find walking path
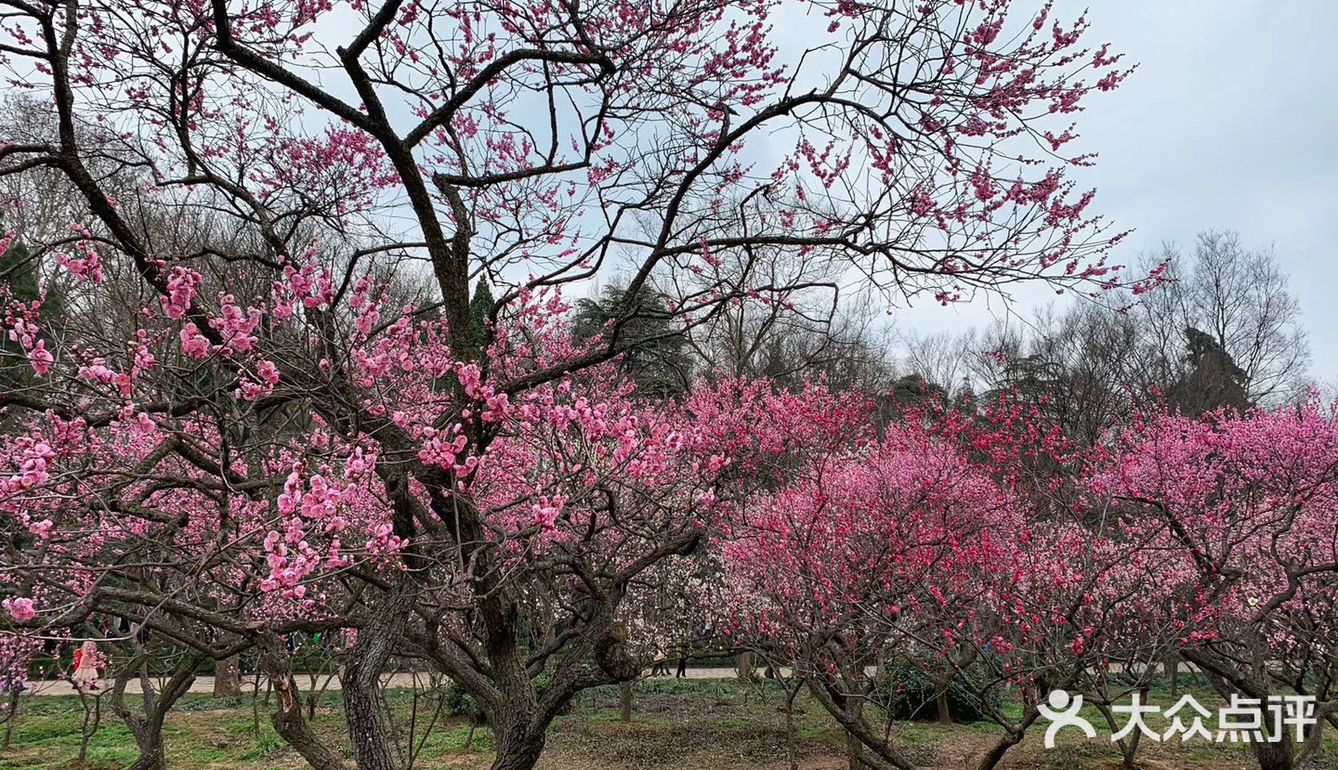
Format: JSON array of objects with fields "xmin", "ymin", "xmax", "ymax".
[
  {"xmin": 16, "ymin": 667, "xmax": 752, "ymax": 697},
  {"xmin": 17, "ymin": 661, "xmax": 1197, "ymax": 697}
]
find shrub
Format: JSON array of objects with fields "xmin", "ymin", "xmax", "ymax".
[
  {"xmin": 444, "ymin": 683, "xmax": 486, "ymax": 725},
  {"xmin": 874, "ymin": 661, "xmax": 1000, "ymax": 724}
]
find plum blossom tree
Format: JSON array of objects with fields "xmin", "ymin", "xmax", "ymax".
[
  {"xmin": 0, "ymin": 0, "xmax": 1133, "ymax": 768},
  {"xmin": 1092, "ymin": 401, "xmax": 1338, "ymax": 770},
  {"xmin": 723, "ymin": 418, "xmax": 1023, "ymax": 770},
  {"xmin": 0, "ymin": 279, "xmax": 798, "ymax": 768},
  {"xmin": 722, "ymin": 393, "xmax": 1185, "ymax": 770}
]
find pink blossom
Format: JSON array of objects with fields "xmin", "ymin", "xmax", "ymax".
[{"xmin": 3, "ymin": 597, "xmax": 35, "ymax": 622}]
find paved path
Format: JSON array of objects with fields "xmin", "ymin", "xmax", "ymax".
[
  {"xmin": 18, "ymin": 662, "xmax": 1198, "ymax": 697},
  {"xmin": 16, "ymin": 667, "xmax": 752, "ymax": 697}
]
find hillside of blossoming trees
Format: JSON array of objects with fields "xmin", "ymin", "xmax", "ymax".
[{"xmin": 0, "ymin": 1, "xmax": 1331, "ymax": 770}]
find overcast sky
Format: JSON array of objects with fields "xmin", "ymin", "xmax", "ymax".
[
  {"xmin": 307, "ymin": 2, "xmax": 1338, "ymax": 383},
  {"xmin": 895, "ymin": 0, "xmax": 1338, "ymax": 384}
]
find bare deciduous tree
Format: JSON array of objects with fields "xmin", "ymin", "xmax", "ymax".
[{"xmin": 1136, "ymin": 229, "xmax": 1309, "ymax": 404}]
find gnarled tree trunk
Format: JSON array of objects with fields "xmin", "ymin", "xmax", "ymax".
[
  {"xmin": 1251, "ymin": 739, "xmax": 1295, "ymax": 770},
  {"xmin": 256, "ymin": 634, "xmax": 349, "ymax": 770},
  {"xmin": 112, "ymin": 653, "xmax": 202, "ymax": 770},
  {"xmin": 343, "ymin": 603, "xmax": 410, "ymax": 770},
  {"xmin": 490, "ymin": 722, "xmax": 547, "ymax": 770}
]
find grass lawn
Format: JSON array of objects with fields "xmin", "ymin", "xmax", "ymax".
[{"xmin": 1, "ymin": 676, "xmax": 1334, "ymax": 769}]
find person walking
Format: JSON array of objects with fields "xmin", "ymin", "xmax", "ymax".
[
  {"xmin": 650, "ymin": 644, "xmax": 669, "ymax": 677},
  {"xmin": 1, "ymin": 673, "xmax": 26, "ymax": 693},
  {"xmin": 71, "ymin": 640, "xmax": 99, "ymax": 690}
]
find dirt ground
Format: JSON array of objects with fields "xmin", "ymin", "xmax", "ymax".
[{"xmin": 0, "ymin": 679, "xmax": 1323, "ymax": 770}]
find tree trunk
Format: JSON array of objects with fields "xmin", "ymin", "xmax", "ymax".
[
  {"xmin": 77, "ymin": 692, "xmax": 102, "ymax": 763},
  {"xmin": 935, "ymin": 690, "xmax": 952, "ymax": 725},
  {"xmin": 736, "ymin": 652, "xmax": 755, "ymax": 683},
  {"xmin": 785, "ymin": 683, "xmax": 800, "ymax": 770},
  {"xmin": 1184, "ymin": 650, "xmax": 1295, "ymax": 770},
  {"xmin": 803, "ymin": 677, "xmax": 919, "ymax": 770},
  {"xmin": 972, "ymin": 703, "xmax": 1045, "ymax": 770},
  {"xmin": 972, "ymin": 731, "xmax": 1023, "ymax": 770},
  {"xmin": 1095, "ymin": 693, "xmax": 1145, "ymax": 770},
  {"xmin": 845, "ymin": 684, "xmax": 866, "ymax": 770},
  {"xmin": 256, "ymin": 634, "xmax": 349, "ymax": 770},
  {"xmin": 489, "ymin": 724, "xmax": 546, "ymax": 770},
  {"xmin": 121, "ymin": 696, "xmax": 172, "ymax": 770},
  {"xmin": 618, "ymin": 681, "xmax": 633, "ymax": 723},
  {"xmin": 342, "ymin": 635, "xmax": 400, "ymax": 770},
  {"xmin": 125, "ymin": 731, "xmax": 167, "ymax": 770},
  {"xmin": 113, "ymin": 654, "xmax": 202, "ymax": 770},
  {"xmin": 342, "ymin": 585, "xmax": 423, "ymax": 770},
  {"xmin": 1122, "ymin": 729, "xmax": 1143, "ymax": 770},
  {"xmin": 307, "ymin": 670, "xmax": 338, "ymax": 720},
  {"xmin": 250, "ymin": 680, "xmax": 261, "ymax": 739},
  {"xmin": 2, "ymin": 686, "xmax": 19, "ymax": 748},
  {"xmin": 213, "ymin": 657, "xmax": 241, "ymax": 698},
  {"xmin": 1251, "ymin": 737, "xmax": 1294, "ymax": 770}
]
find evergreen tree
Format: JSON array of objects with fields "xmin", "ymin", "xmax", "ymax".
[
  {"xmin": 467, "ymin": 279, "xmax": 495, "ymax": 354},
  {"xmin": 1169, "ymin": 326, "xmax": 1251, "ymax": 416},
  {"xmin": 886, "ymin": 373, "xmax": 949, "ymax": 411},
  {"xmin": 0, "ymin": 241, "xmax": 38, "ymax": 302},
  {"xmin": 572, "ymin": 285, "xmax": 692, "ymax": 398},
  {"xmin": 0, "ymin": 242, "xmax": 40, "ymax": 392}
]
